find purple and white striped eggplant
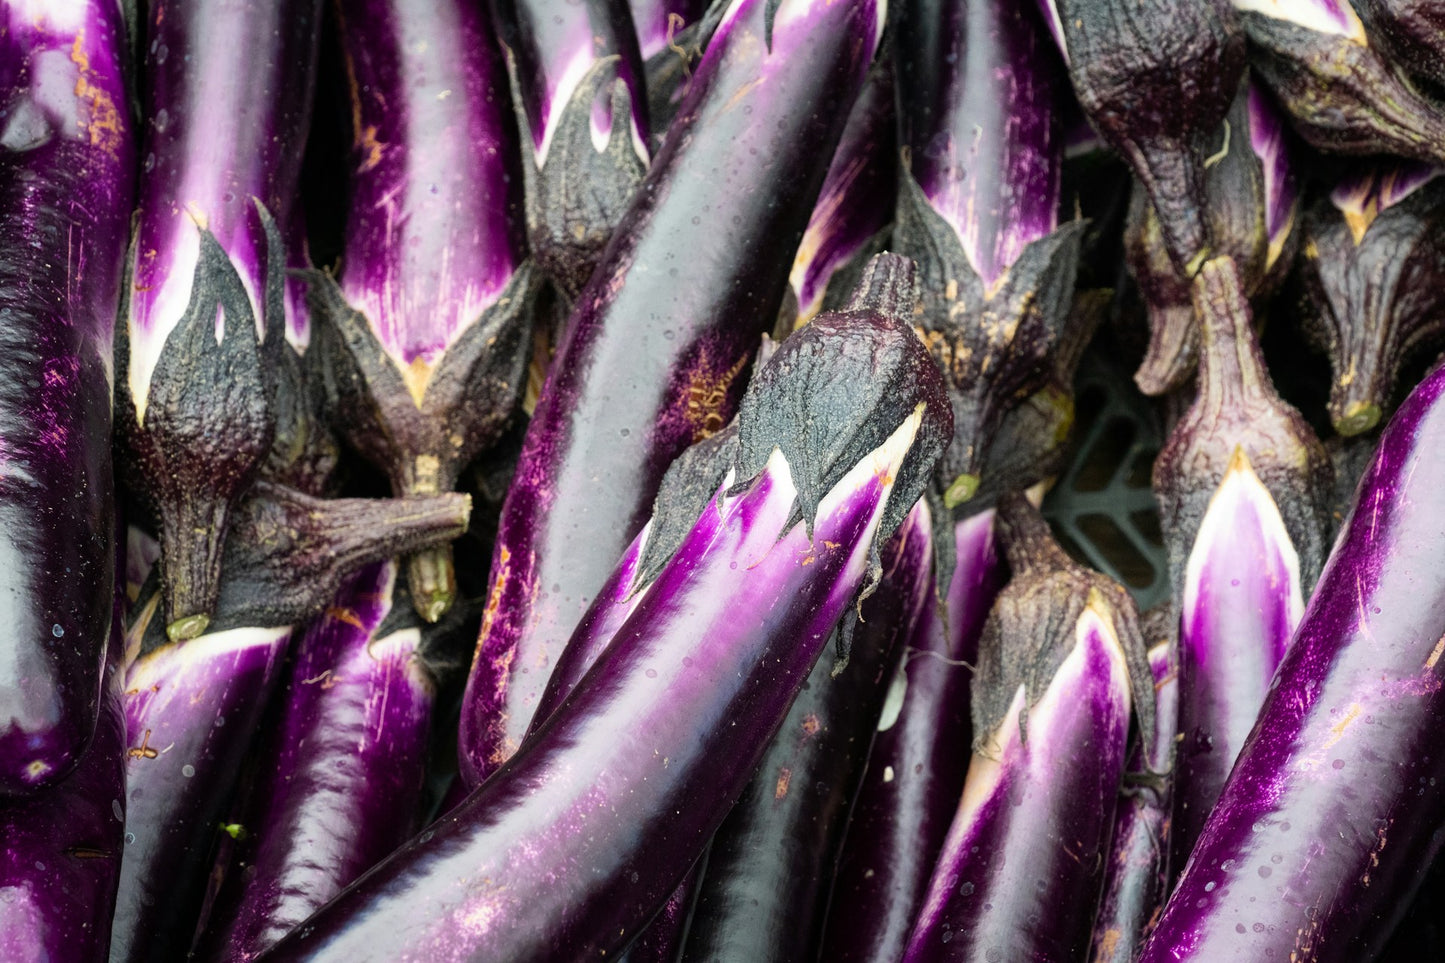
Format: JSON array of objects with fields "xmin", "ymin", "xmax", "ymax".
[
  {"xmin": 1089, "ymin": 623, "xmax": 1179, "ymax": 963},
  {"xmin": 893, "ymin": 0, "xmax": 1084, "ymax": 509},
  {"xmin": 679, "ymin": 501, "xmax": 933, "ymax": 962},
  {"xmin": 309, "ymin": 0, "xmax": 535, "ymax": 626},
  {"xmin": 1127, "ymin": 78, "xmax": 1301, "ymax": 396},
  {"xmin": 1039, "ymin": 0, "xmax": 1245, "ymax": 275},
  {"xmin": 902, "ymin": 494, "xmax": 1155, "ymax": 963},
  {"xmin": 460, "ymin": 0, "xmax": 886, "ymax": 788},
  {"xmin": 116, "ymin": 0, "xmax": 321, "ymax": 643},
  {"xmin": 0, "ymin": 0, "xmax": 132, "ymax": 795},
  {"xmin": 1236, "ymin": 0, "xmax": 1445, "ymax": 162},
  {"xmin": 1137, "ymin": 356, "xmax": 1445, "ymax": 962},
  {"xmin": 1152, "ymin": 256, "xmax": 1330, "ymax": 870},
  {"xmin": 819, "ymin": 510, "xmax": 1003, "ymax": 963},
  {"xmin": 1299, "ymin": 161, "xmax": 1445, "ymax": 436},
  {"xmin": 494, "ymin": 0, "xmax": 649, "ymax": 298},
  {"xmin": 1358, "ymin": 0, "xmax": 1445, "ymax": 88},
  {"xmin": 258, "ymin": 255, "xmax": 951, "ymax": 963},
  {"xmin": 194, "ymin": 560, "xmax": 438, "ymax": 962}
]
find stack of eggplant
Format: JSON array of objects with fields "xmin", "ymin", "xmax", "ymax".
[{"xmin": 5, "ymin": 0, "xmax": 1445, "ymax": 959}]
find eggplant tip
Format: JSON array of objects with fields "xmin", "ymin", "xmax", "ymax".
[
  {"xmin": 1335, "ymin": 400, "xmax": 1381, "ymax": 436},
  {"xmin": 942, "ymin": 472, "xmax": 980, "ymax": 509},
  {"xmin": 408, "ymin": 546, "xmax": 456, "ymax": 623},
  {"xmin": 166, "ymin": 613, "xmax": 210, "ymax": 642}
]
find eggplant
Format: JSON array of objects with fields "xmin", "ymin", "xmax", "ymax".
[
  {"xmin": 257, "ymin": 255, "xmax": 949, "ymax": 963},
  {"xmin": 0, "ymin": 606, "xmax": 126, "ymax": 962},
  {"xmin": 310, "ymin": 0, "xmax": 534, "ymax": 626},
  {"xmin": 1236, "ymin": 0, "xmax": 1445, "ymax": 162},
  {"xmin": 1127, "ymin": 78, "xmax": 1301, "ymax": 395},
  {"xmin": 1152, "ymin": 256, "xmax": 1331, "ymax": 873},
  {"xmin": 1136, "ymin": 349, "xmax": 1445, "ymax": 961},
  {"xmin": 893, "ymin": 0, "xmax": 1084, "ymax": 509},
  {"xmin": 902, "ymin": 494, "xmax": 1155, "ymax": 963},
  {"xmin": 117, "ymin": 0, "xmax": 321, "ymax": 642},
  {"xmin": 818, "ymin": 509, "xmax": 1002, "ymax": 963},
  {"xmin": 494, "ymin": 0, "xmax": 650, "ymax": 298},
  {"xmin": 1299, "ymin": 161, "xmax": 1445, "ymax": 436},
  {"xmin": 459, "ymin": 0, "xmax": 886, "ymax": 787},
  {"xmin": 1089, "ymin": 625, "xmax": 1179, "ymax": 963},
  {"xmin": 194, "ymin": 560, "xmax": 438, "ymax": 962},
  {"xmin": 0, "ymin": 0, "xmax": 133, "ymax": 794},
  {"xmin": 680, "ymin": 500, "xmax": 933, "ymax": 962},
  {"xmin": 1040, "ymin": 0, "xmax": 1245, "ymax": 275},
  {"xmin": 1357, "ymin": 0, "xmax": 1445, "ymax": 89}
]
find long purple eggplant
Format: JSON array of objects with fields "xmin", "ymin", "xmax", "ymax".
[
  {"xmin": 459, "ymin": 0, "xmax": 886, "ymax": 788},
  {"xmin": 1235, "ymin": 0, "xmax": 1445, "ymax": 162},
  {"xmin": 117, "ymin": 0, "xmax": 321, "ymax": 643},
  {"xmin": 893, "ymin": 0, "xmax": 1083, "ymax": 509},
  {"xmin": 1136, "ymin": 353, "xmax": 1445, "ymax": 961},
  {"xmin": 194, "ymin": 560, "xmax": 436, "ymax": 962},
  {"xmin": 257, "ymin": 255, "xmax": 949, "ymax": 963},
  {"xmin": 1089, "ymin": 626, "xmax": 1179, "ymax": 963},
  {"xmin": 0, "ymin": 606, "xmax": 126, "ymax": 962},
  {"xmin": 819, "ymin": 509, "xmax": 1002, "ymax": 963},
  {"xmin": 1358, "ymin": 0, "xmax": 1445, "ymax": 88},
  {"xmin": 679, "ymin": 501, "xmax": 933, "ymax": 962},
  {"xmin": 0, "ymin": 0, "xmax": 133, "ymax": 794},
  {"xmin": 1153, "ymin": 256, "xmax": 1331, "ymax": 872},
  {"xmin": 494, "ymin": 0, "xmax": 649, "ymax": 298},
  {"xmin": 1039, "ymin": 0, "xmax": 1245, "ymax": 275},
  {"xmin": 903, "ymin": 494, "xmax": 1155, "ymax": 963},
  {"xmin": 1299, "ymin": 162, "xmax": 1445, "ymax": 436},
  {"xmin": 310, "ymin": 0, "xmax": 534, "ymax": 625}
]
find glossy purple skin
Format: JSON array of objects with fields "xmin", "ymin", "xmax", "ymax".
[
  {"xmin": 125, "ymin": 0, "xmax": 319, "ymax": 408},
  {"xmin": 619, "ymin": 867, "xmax": 701, "ymax": 963},
  {"xmin": 260, "ymin": 443, "xmax": 905, "ymax": 961},
  {"xmin": 1089, "ymin": 641, "xmax": 1179, "ymax": 963},
  {"xmin": 819, "ymin": 511, "xmax": 1003, "ymax": 963},
  {"xmin": 895, "ymin": 0, "xmax": 1063, "ymax": 288},
  {"xmin": 0, "ymin": 0, "xmax": 131, "ymax": 795},
  {"xmin": 110, "ymin": 622, "xmax": 292, "ymax": 963},
  {"xmin": 338, "ymin": 0, "xmax": 522, "ymax": 371},
  {"xmin": 460, "ymin": 0, "xmax": 884, "ymax": 787},
  {"xmin": 632, "ymin": 0, "xmax": 707, "ymax": 58},
  {"xmin": 196, "ymin": 561, "xmax": 433, "ymax": 962},
  {"xmin": 679, "ymin": 504, "xmax": 932, "ymax": 962},
  {"xmin": 903, "ymin": 606, "xmax": 1133, "ymax": 963},
  {"xmin": 0, "ymin": 615, "xmax": 126, "ymax": 962},
  {"xmin": 1248, "ymin": 82, "xmax": 1299, "ymax": 262},
  {"xmin": 1139, "ymin": 359, "xmax": 1445, "ymax": 961}
]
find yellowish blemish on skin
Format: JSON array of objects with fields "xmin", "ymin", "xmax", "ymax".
[
  {"xmin": 801, "ymin": 714, "xmax": 821, "ymax": 737},
  {"xmin": 683, "ymin": 351, "xmax": 748, "ymax": 443},
  {"xmin": 25, "ymin": 759, "xmax": 51, "ymax": 780},
  {"xmin": 1425, "ymin": 634, "xmax": 1445, "ymax": 671},
  {"xmin": 774, "ymin": 767, "xmax": 792, "ymax": 799},
  {"xmin": 70, "ymin": 33, "xmax": 123, "ymax": 155},
  {"xmin": 1321, "ymin": 702, "xmax": 1362, "ymax": 752},
  {"xmin": 128, "ymin": 729, "xmax": 159, "ymax": 760},
  {"xmin": 326, "ymin": 607, "xmax": 366, "ymax": 630},
  {"xmin": 476, "ymin": 547, "xmax": 512, "ymax": 661}
]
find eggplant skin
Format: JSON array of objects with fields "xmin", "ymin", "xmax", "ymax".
[{"xmin": 0, "ymin": 1, "xmax": 133, "ymax": 795}]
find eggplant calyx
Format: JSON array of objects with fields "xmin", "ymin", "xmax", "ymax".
[{"xmin": 631, "ymin": 424, "xmax": 741, "ymax": 596}]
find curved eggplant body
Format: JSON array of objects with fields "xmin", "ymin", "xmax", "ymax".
[
  {"xmin": 460, "ymin": 0, "xmax": 885, "ymax": 787},
  {"xmin": 196, "ymin": 561, "xmax": 434, "ymax": 962},
  {"xmin": 0, "ymin": 0, "xmax": 132, "ymax": 794},
  {"xmin": 1139, "ymin": 357, "xmax": 1445, "ymax": 961},
  {"xmin": 819, "ymin": 510, "xmax": 1002, "ymax": 963}
]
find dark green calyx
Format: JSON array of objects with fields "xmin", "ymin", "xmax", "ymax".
[
  {"xmin": 633, "ymin": 424, "xmax": 740, "ymax": 596},
  {"xmin": 973, "ymin": 493, "xmax": 1160, "ymax": 772},
  {"xmin": 263, "ymin": 338, "xmax": 340, "ymax": 496}
]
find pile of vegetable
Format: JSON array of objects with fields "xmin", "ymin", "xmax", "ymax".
[{"xmin": 8, "ymin": 0, "xmax": 1445, "ymax": 959}]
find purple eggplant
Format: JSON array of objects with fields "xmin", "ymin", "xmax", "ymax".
[
  {"xmin": 1153, "ymin": 256, "xmax": 1331, "ymax": 871},
  {"xmin": 309, "ymin": 0, "xmax": 534, "ymax": 625},
  {"xmin": 1040, "ymin": 0, "xmax": 1245, "ymax": 275},
  {"xmin": 679, "ymin": 500, "xmax": 933, "ymax": 962},
  {"xmin": 894, "ymin": 0, "xmax": 1084, "ymax": 509},
  {"xmin": 1299, "ymin": 161, "xmax": 1445, "ymax": 436},
  {"xmin": 1236, "ymin": 0, "xmax": 1445, "ymax": 162},
  {"xmin": 494, "ymin": 0, "xmax": 649, "ymax": 298},
  {"xmin": 818, "ymin": 509, "xmax": 1002, "ymax": 963},
  {"xmin": 903, "ymin": 494, "xmax": 1155, "ymax": 963},
  {"xmin": 1136, "ymin": 350, "xmax": 1445, "ymax": 962},
  {"xmin": 0, "ymin": 0, "xmax": 133, "ymax": 794},
  {"xmin": 194, "ymin": 560, "xmax": 436, "ymax": 962},
  {"xmin": 1089, "ymin": 626, "xmax": 1179, "ymax": 963},
  {"xmin": 257, "ymin": 255, "xmax": 949, "ymax": 963},
  {"xmin": 1127, "ymin": 78, "xmax": 1301, "ymax": 395},
  {"xmin": 1358, "ymin": 0, "xmax": 1445, "ymax": 88},
  {"xmin": 459, "ymin": 0, "xmax": 886, "ymax": 787},
  {"xmin": 116, "ymin": 0, "xmax": 321, "ymax": 642},
  {"xmin": 0, "ymin": 607, "xmax": 126, "ymax": 962}
]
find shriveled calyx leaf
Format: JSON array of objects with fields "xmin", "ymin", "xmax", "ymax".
[
  {"xmin": 631, "ymin": 424, "xmax": 740, "ymax": 594},
  {"xmin": 1153, "ymin": 255, "xmax": 1332, "ymax": 604},
  {"xmin": 973, "ymin": 492, "xmax": 1159, "ymax": 771},
  {"xmin": 1299, "ymin": 165, "xmax": 1445, "ymax": 437}
]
